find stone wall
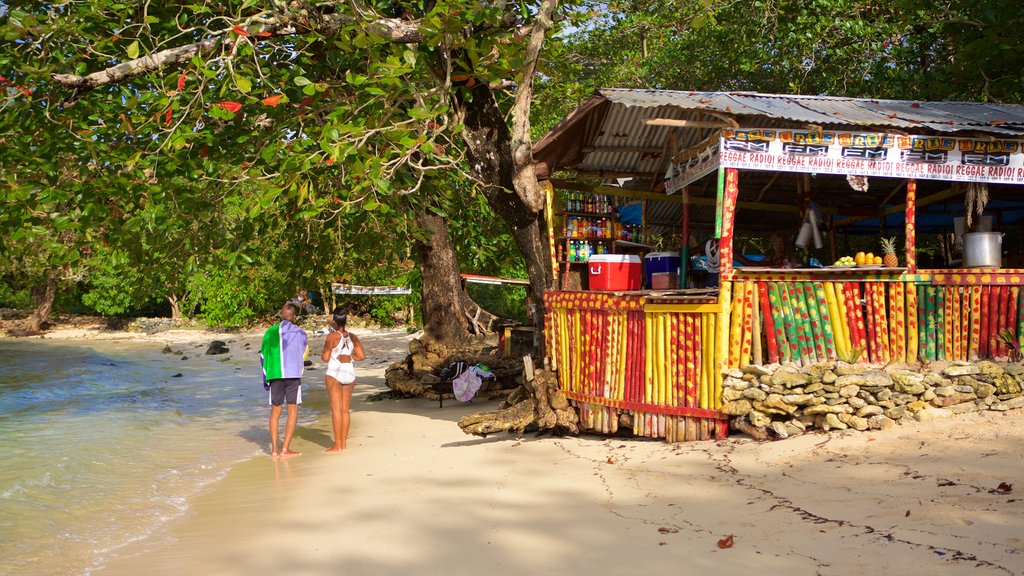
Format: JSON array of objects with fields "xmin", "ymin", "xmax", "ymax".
[{"xmin": 722, "ymin": 360, "xmax": 1024, "ymax": 440}]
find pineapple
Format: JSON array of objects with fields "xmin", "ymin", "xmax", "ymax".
[{"xmin": 880, "ymin": 236, "xmax": 899, "ymax": 267}]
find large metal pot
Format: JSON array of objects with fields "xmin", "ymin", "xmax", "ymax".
[{"xmin": 962, "ymin": 232, "xmax": 1003, "ymax": 268}]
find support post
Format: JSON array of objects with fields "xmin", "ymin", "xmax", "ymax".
[
  {"xmin": 719, "ymin": 168, "xmax": 739, "ymax": 280},
  {"xmin": 905, "ymin": 179, "xmax": 917, "ymax": 273},
  {"xmin": 542, "ymin": 180, "xmax": 559, "ymax": 283},
  {"xmin": 681, "ymin": 188, "xmax": 690, "ymax": 289}
]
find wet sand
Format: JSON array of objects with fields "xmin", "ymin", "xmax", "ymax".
[{"xmin": 37, "ymin": 325, "xmax": 1023, "ymax": 576}]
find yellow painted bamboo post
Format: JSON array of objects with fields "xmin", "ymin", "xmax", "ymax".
[
  {"xmin": 837, "ymin": 281, "xmax": 854, "ymax": 359},
  {"xmin": 751, "ymin": 284, "xmax": 763, "ymax": 365},
  {"xmin": 741, "ymin": 281, "xmax": 755, "ymax": 366},
  {"xmin": 644, "ymin": 311, "xmax": 654, "ymax": 406},
  {"xmin": 968, "ymin": 285, "xmax": 981, "ymax": 360},
  {"xmin": 543, "ymin": 181, "xmax": 559, "ymax": 286},
  {"xmin": 881, "ymin": 283, "xmax": 893, "ymax": 363},
  {"xmin": 824, "ymin": 282, "xmax": 849, "ymax": 360},
  {"xmin": 951, "ymin": 287, "xmax": 962, "ymax": 361},
  {"xmin": 944, "ymin": 287, "xmax": 955, "ymax": 360},
  {"xmin": 657, "ymin": 313, "xmax": 667, "ymax": 407},
  {"xmin": 891, "ymin": 281, "xmax": 905, "ymax": 362},
  {"xmin": 729, "ymin": 282, "xmax": 745, "ymax": 367},
  {"xmin": 700, "ymin": 313, "xmax": 713, "ymax": 410},
  {"xmin": 572, "ymin": 308, "xmax": 581, "ymax": 393},
  {"xmin": 905, "ymin": 281, "xmax": 918, "ymax": 363},
  {"xmin": 716, "ymin": 281, "xmax": 733, "ymax": 409},
  {"xmin": 961, "ymin": 287, "xmax": 971, "ymax": 362}
]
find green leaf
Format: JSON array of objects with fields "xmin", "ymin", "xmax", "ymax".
[
  {"xmin": 235, "ymin": 74, "xmax": 252, "ymax": 94},
  {"xmin": 126, "ymin": 40, "xmax": 140, "ymax": 59},
  {"xmin": 293, "ymin": 76, "xmax": 311, "ymax": 86}
]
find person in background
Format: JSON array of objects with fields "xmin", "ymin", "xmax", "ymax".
[
  {"xmin": 292, "ymin": 288, "xmax": 317, "ymax": 315},
  {"xmin": 735, "ymin": 232, "xmax": 802, "ymax": 268},
  {"xmin": 260, "ymin": 302, "xmax": 309, "ymax": 458},
  {"xmin": 321, "ymin": 307, "xmax": 365, "ymax": 452}
]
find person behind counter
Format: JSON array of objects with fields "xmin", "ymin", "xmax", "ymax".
[{"xmin": 734, "ymin": 232, "xmax": 802, "ymax": 268}]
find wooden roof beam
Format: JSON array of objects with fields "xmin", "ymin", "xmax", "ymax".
[
  {"xmin": 644, "ymin": 118, "xmax": 733, "ymax": 129},
  {"xmin": 551, "ymin": 179, "xmax": 799, "ymax": 214}
]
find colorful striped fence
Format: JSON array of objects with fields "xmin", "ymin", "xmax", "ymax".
[
  {"xmin": 544, "ymin": 274, "xmax": 1024, "ymax": 442},
  {"xmin": 545, "ymin": 291, "xmax": 728, "ymax": 442}
]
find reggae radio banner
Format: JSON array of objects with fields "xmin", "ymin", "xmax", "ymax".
[{"xmin": 718, "ymin": 128, "xmax": 1024, "ymax": 185}]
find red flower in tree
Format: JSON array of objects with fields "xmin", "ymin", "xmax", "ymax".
[{"xmin": 215, "ymin": 101, "xmax": 243, "ymax": 113}]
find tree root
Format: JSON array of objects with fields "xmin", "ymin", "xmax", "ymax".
[{"xmin": 458, "ymin": 367, "xmax": 579, "ymax": 437}]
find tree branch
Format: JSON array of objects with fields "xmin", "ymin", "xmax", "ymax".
[
  {"xmin": 509, "ymin": 0, "xmax": 558, "ymax": 214},
  {"xmin": 51, "ymin": 9, "xmax": 428, "ymax": 91}
]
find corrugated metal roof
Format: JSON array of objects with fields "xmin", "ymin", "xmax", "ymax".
[
  {"xmin": 599, "ymin": 89, "xmax": 1024, "ymax": 135},
  {"xmin": 535, "ymin": 89, "xmax": 1024, "ymax": 241}
]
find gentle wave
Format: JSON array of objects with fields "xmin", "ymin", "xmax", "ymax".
[{"xmin": 0, "ymin": 338, "xmax": 300, "ymax": 576}]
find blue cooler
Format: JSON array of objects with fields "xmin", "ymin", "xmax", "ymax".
[{"xmin": 644, "ymin": 252, "xmax": 681, "ymax": 289}]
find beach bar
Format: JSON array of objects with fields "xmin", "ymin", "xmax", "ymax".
[{"xmin": 533, "ymin": 90, "xmax": 1024, "ymax": 441}]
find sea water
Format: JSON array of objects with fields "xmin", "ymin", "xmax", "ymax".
[{"xmin": 0, "ymin": 338, "xmax": 319, "ymax": 575}]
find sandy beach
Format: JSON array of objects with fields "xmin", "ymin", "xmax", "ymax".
[{"xmin": 18, "ymin": 323, "xmax": 1024, "ymax": 575}]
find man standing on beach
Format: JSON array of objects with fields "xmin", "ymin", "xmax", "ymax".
[{"xmin": 260, "ymin": 302, "xmax": 309, "ymax": 458}]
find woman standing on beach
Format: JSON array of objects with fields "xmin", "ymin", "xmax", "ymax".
[{"xmin": 321, "ymin": 307, "xmax": 365, "ymax": 452}]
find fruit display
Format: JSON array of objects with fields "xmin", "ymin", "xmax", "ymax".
[
  {"xmin": 880, "ymin": 236, "xmax": 899, "ymax": 267},
  {"xmin": 854, "ymin": 251, "xmax": 883, "ymax": 266},
  {"xmin": 832, "ymin": 256, "xmax": 857, "ymax": 267}
]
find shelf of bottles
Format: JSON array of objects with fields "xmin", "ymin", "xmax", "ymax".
[{"xmin": 560, "ymin": 192, "xmax": 647, "ymax": 263}]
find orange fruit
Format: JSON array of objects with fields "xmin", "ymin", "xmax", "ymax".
[
  {"xmin": 874, "ymin": 256, "xmax": 883, "ymax": 265},
  {"xmin": 855, "ymin": 252, "xmax": 866, "ymax": 265}
]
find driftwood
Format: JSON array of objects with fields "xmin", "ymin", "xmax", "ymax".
[{"xmin": 458, "ymin": 363, "xmax": 579, "ymax": 437}]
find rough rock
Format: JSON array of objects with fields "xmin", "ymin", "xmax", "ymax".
[
  {"xmin": 722, "ymin": 400, "xmax": 753, "ymax": 416},
  {"xmin": 742, "ymin": 387, "xmax": 768, "ymax": 401},
  {"xmin": 205, "ymin": 340, "xmax": 230, "ymax": 355},
  {"xmin": 769, "ymin": 421, "xmax": 789, "ymax": 439},
  {"xmin": 914, "ymin": 408, "xmax": 954, "ymax": 422},
  {"xmin": 771, "ymin": 371, "xmax": 813, "ymax": 388},
  {"xmin": 748, "ymin": 410, "xmax": 772, "ymax": 428},
  {"xmin": 942, "ymin": 364, "xmax": 980, "ymax": 377},
  {"xmin": 742, "ymin": 364, "xmax": 775, "ymax": 377},
  {"xmin": 835, "ymin": 363, "xmax": 870, "ymax": 376},
  {"xmin": 836, "ymin": 371, "xmax": 892, "ymax": 389},
  {"xmin": 824, "ymin": 413, "xmax": 848, "ymax": 430},
  {"xmin": 931, "ymin": 392, "xmax": 976, "ymax": 407},
  {"xmin": 856, "ymin": 405, "xmax": 884, "ymax": 418},
  {"xmin": 847, "ymin": 416, "xmax": 869, "ymax": 431},
  {"xmin": 839, "ymin": 384, "xmax": 860, "ymax": 398},
  {"xmin": 867, "ymin": 414, "xmax": 895, "ymax": 430},
  {"xmin": 722, "ymin": 388, "xmax": 746, "ymax": 402},
  {"xmin": 933, "ymin": 385, "xmax": 956, "ymax": 397}
]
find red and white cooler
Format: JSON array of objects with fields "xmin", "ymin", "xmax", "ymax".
[{"xmin": 588, "ymin": 254, "xmax": 642, "ymax": 291}]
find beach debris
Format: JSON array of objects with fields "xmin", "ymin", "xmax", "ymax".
[
  {"xmin": 658, "ymin": 527, "xmax": 679, "ymax": 534},
  {"xmin": 717, "ymin": 535, "xmax": 735, "ymax": 549},
  {"xmin": 162, "ymin": 345, "xmax": 173, "ymax": 354},
  {"xmin": 459, "ymin": 363, "xmax": 579, "ymax": 437},
  {"xmin": 172, "ymin": 373, "xmax": 183, "ymax": 378},
  {"xmin": 385, "ymin": 337, "xmax": 520, "ymax": 402},
  {"xmin": 205, "ymin": 340, "xmax": 230, "ymax": 355},
  {"xmin": 992, "ymin": 482, "xmax": 1013, "ymax": 495}
]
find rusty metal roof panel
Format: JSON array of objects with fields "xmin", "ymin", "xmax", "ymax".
[{"xmin": 596, "ymin": 89, "xmax": 1024, "ymax": 136}]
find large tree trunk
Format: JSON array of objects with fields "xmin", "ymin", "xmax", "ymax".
[
  {"xmin": 457, "ymin": 83, "xmax": 553, "ymax": 352},
  {"xmin": 17, "ymin": 271, "xmax": 58, "ymax": 335},
  {"xmin": 415, "ymin": 211, "xmax": 498, "ymax": 346}
]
